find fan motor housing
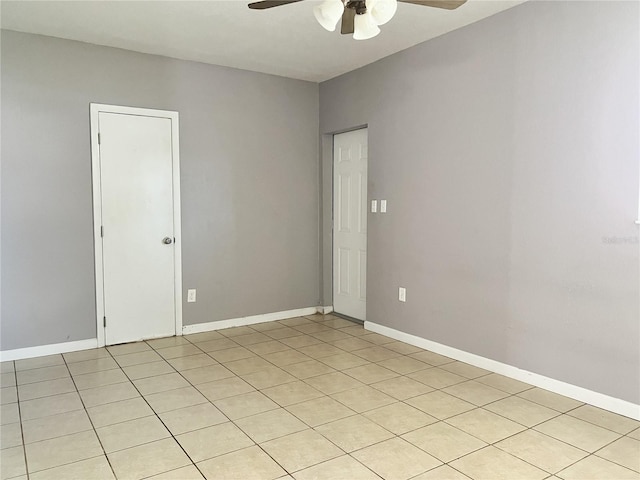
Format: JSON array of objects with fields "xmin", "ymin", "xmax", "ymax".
[{"xmin": 346, "ymin": 0, "xmax": 368, "ymax": 15}]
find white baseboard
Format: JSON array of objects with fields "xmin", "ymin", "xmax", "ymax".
[
  {"xmin": 0, "ymin": 338, "xmax": 99, "ymax": 362},
  {"xmin": 365, "ymin": 321, "xmax": 640, "ymax": 421},
  {"xmin": 182, "ymin": 307, "xmax": 319, "ymax": 335},
  {"xmin": 317, "ymin": 306, "xmax": 334, "ymax": 314}
]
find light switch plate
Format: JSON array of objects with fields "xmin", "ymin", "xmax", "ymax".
[
  {"xmin": 371, "ymin": 200, "xmax": 378, "ymax": 213},
  {"xmin": 399, "ymin": 287, "xmax": 406, "ymax": 302},
  {"xmin": 380, "ymin": 200, "xmax": 387, "ymax": 213}
]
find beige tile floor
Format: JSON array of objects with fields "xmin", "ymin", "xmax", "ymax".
[{"xmin": 1, "ymin": 314, "xmax": 638, "ymax": 480}]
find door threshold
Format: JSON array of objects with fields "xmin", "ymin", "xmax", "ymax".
[{"xmin": 331, "ymin": 311, "xmax": 364, "ymax": 325}]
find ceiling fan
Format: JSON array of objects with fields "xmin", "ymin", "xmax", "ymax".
[{"xmin": 248, "ymin": 0, "xmax": 467, "ymax": 40}]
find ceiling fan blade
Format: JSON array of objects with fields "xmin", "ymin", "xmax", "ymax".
[
  {"xmin": 248, "ymin": 0, "xmax": 305, "ymax": 10},
  {"xmin": 341, "ymin": 8, "xmax": 356, "ymax": 34},
  {"xmin": 397, "ymin": 0, "xmax": 467, "ymax": 10}
]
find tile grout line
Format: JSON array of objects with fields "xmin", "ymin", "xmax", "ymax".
[
  {"xmin": 112, "ymin": 342, "xmax": 212, "ymax": 480},
  {"xmin": 62, "ymin": 351, "xmax": 119, "ymax": 480},
  {"xmin": 588, "ymin": 433, "xmax": 640, "ymax": 474},
  {"xmin": 13, "ymin": 362, "xmax": 31, "ymax": 480}
]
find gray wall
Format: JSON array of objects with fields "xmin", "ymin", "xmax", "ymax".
[
  {"xmin": 320, "ymin": 1, "xmax": 639, "ymax": 403},
  {"xmin": 1, "ymin": 30, "xmax": 320, "ymax": 350}
]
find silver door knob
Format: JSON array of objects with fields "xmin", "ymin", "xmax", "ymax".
[{"xmin": 162, "ymin": 237, "xmax": 173, "ymax": 245}]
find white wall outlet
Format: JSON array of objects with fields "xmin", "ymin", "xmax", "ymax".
[
  {"xmin": 380, "ymin": 200, "xmax": 387, "ymax": 213},
  {"xmin": 187, "ymin": 289, "xmax": 197, "ymax": 303},
  {"xmin": 371, "ymin": 200, "xmax": 378, "ymax": 213},
  {"xmin": 398, "ymin": 287, "xmax": 406, "ymax": 302}
]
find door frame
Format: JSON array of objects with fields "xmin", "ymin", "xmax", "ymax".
[
  {"xmin": 90, "ymin": 103, "xmax": 183, "ymax": 347},
  {"xmin": 331, "ymin": 126, "xmax": 368, "ymax": 321}
]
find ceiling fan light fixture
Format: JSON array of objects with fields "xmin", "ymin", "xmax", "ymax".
[
  {"xmin": 313, "ymin": 0, "xmax": 345, "ymax": 32},
  {"xmin": 353, "ymin": 11, "xmax": 380, "ymax": 40},
  {"xmin": 250, "ymin": 0, "xmax": 468, "ymax": 41},
  {"xmin": 369, "ymin": 0, "xmax": 397, "ymax": 25}
]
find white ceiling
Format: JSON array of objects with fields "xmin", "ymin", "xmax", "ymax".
[{"xmin": 0, "ymin": 0, "xmax": 525, "ymax": 82}]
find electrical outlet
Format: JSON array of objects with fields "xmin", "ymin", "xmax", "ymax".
[
  {"xmin": 398, "ymin": 287, "xmax": 406, "ymax": 302},
  {"xmin": 380, "ymin": 200, "xmax": 387, "ymax": 213},
  {"xmin": 371, "ymin": 200, "xmax": 378, "ymax": 213},
  {"xmin": 187, "ymin": 289, "xmax": 197, "ymax": 303}
]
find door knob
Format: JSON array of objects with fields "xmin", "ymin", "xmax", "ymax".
[{"xmin": 162, "ymin": 237, "xmax": 173, "ymax": 245}]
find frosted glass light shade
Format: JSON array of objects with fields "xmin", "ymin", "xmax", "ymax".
[
  {"xmin": 314, "ymin": 0, "xmax": 345, "ymax": 32},
  {"xmin": 353, "ymin": 11, "xmax": 380, "ymax": 40},
  {"xmin": 369, "ymin": 0, "xmax": 397, "ymax": 25}
]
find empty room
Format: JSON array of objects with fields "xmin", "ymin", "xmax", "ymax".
[{"xmin": 1, "ymin": 0, "xmax": 639, "ymax": 479}]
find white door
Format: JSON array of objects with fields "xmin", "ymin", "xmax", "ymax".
[
  {"xmin": 94, "ymin": 108, "xmax": 180, "ymax": 345},
  {"xmin": 333, "ymin": 128, "xmax": 368, "ymax": 321}
]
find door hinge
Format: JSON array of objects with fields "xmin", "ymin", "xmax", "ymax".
[
  {"xmin": 98, "ymin": 132, "xmax": 101, "ymax": 145},
  {"xmin": 100, "ymin": 226, "xmax": 104, "ymax": 237},
  {"xmin": 103, "ymin": 316, "xmax": 106, "ymax": 328}
]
